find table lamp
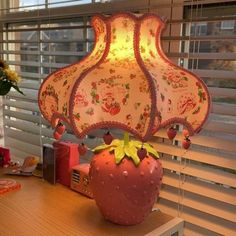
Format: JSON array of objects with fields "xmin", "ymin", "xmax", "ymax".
[{"xmin": 38, "ymin": 12, "xmax": 210, "ymax": 225}]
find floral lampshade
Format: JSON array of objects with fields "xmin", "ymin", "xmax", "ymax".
[{"xmin": 38, "ymin": 13, "xmax": 210, "ymax": 141}]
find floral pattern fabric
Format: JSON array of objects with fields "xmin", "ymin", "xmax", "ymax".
[{"xmin": 38, "ymin": 13, "xmax": 210, "ymax": 140}]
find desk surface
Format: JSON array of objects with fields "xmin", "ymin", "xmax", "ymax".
[{"xmin": 0, "ymin": 172, "xmax": 174, "ymax": 236}]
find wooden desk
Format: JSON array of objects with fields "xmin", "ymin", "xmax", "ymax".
[{"xmin": 0, "ymin": 173, "xmax": 183, "ymax": 236}]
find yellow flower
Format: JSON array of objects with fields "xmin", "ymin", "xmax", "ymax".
[
  {"xmin": 4, "ymin": 68, "xmax": 21, "ymax": 83},
  {"xmin": 0, "ymin": 60, "xmax": 9, "ymax": 69}
]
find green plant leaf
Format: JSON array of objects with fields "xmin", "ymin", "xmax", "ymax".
[
  {"xmin": 114, "ymin": 145, "xmax": 125, "ymax": 164},
  {"xmin": 0, "ymin": 80, "xmax": 12, "ymax": 95},
  {"xmin": 12, "ymin": 84, "xmax": 24, "ymax": 95},
  {"xmin": 0, "ymin": 70, "xmax": 4, "ymax": 77}
]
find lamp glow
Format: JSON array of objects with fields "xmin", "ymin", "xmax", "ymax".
[{"xmin": 38, "ymin": 13, "xmax": 210, "ymax": 141}]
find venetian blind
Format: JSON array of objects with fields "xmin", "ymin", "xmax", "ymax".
[
  {"xmin": 149, "ymin": 1, "xmax": 236, "ymax": 235},
  {"xmin": 0, "ymin": 0, "xmax": 235, "ymax": 235}
]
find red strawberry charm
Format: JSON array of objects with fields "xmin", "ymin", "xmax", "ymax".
[
  {"xmin": 137, "ymin": 147, "xmax": 147, "ymax": 161},
  {"xmin": 53, "ymin": 130, "xmax": 62, "ymax": 140},
  {"xmin": 167, "ymin": 127, "xmax": 177, "ymax": 140},
  {"xmin": 56, "ymin": 122, "xmax": 66, "ymax": 135},
  {"xmin": 78, "ymin": 143, "xmax": 87, "ymax": 156},
  {"xmin": 182, "ymin": 129, "xmax": 189, "ymax": 137},
  {"xmin": 182, "ymin": 137, "xmax": 191, "ymax": 149},
  {"xmin": 103, "ymin": 131, "xmax": 114, "ymax": 145}
]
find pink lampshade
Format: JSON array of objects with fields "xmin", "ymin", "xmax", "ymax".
[{"xmin": 38, "ymin": 13, "xmax": 210, "ymax": 141}]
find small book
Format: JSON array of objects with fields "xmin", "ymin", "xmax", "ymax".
[{"xmin": 42, "ymin": 144, "xmax": 56, "ymax": 185}]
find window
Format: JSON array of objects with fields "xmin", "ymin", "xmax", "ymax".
[
  {"xmin": 1, "ymin": 9, "xmax": 94, "ymax": 160},
  {"xmin": 9, "ymin": 0, "xmax": 94, "ymax": 12},
  {"xmin": 0, "ymin": 0, "xmax": 235, "ymax": 235},
  {"xmin": 221, "ymin": 20, "xmax": 235, "ymax": 30},
  {"xmin": 190, "ymin": 23, "xmax": 207, "ymax": 36}
]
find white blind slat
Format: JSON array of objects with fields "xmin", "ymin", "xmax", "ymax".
[
  {"xmin": 153, "ymin": 142, "xmax": 236, "ymax": 170},
  {"xmin": 19, "ymin": 82, "xmax": 40, "ymax": 90},
  {"xmin": 162, "ymin": 159, "xmax": 236, "ymax": 188},
  {"xmin": 204, "ymin": 120, "xmax": 236, "ymax": 134},
  {"xmin": 162, "ymin": 157, "xmax": 236, "ymax": 188},
  {"xmin": 4, "ymin": 128, "xmax": 40, "ymax": 146},
  {"xmin": 192, "ymin": 69, "xmax": 236, "ymax": 79},
  {"xmin": 4, "ymin": 100, "xmax": 39, "ymax": 112},
  {"xmin": 5, "ymin": 137, "xmax": 41, "ymax": 156},
  {"xmin": 158, "ymin": 199, "xmax": 236, "ymax": 235},
  {"xmin": 5, "ymin": 119, "xmax": 40, "ymax": 135},
  {"xmin": 184, "ymin": 222, "xmax": 221, "ymax": 236},
  {"xmin": 167, "ymin": 52, "xmax": 236, "ymax": 60},
  {"xmin": 7, "ymin": 90, "xmax": 37, "ymax": 101},
  {"xmin": 212, "ymin": 103, "xmax": 236, "ymax": 116},
  {"xmin": 160, "ymin": 187, "xmax": 236, "ymax": 223},
  {"xmin": 209, "ymin": 87, "xmax": 236, "ymax": 99},
  {"xmin": 155, "ymin": 129, "xmax": 236, "ymax": 153},
  {"xmin": 8, "ymin": 147, "xmax": 40, "ymax": 161},
  {"xmin": 4, "ymin": 110, "xmax": 40, "ymax": 123},
  {"xmin": 19, "ymin": 72, "xmax": 43, "ymax": 80},
  {"xmin": 163, "ymin": 171, "xmax": 236, "ymax": 206}
]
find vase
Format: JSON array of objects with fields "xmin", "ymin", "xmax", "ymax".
[{"xmin": 89, "ymin": 149, "xmax": 163, "ymax": 225}]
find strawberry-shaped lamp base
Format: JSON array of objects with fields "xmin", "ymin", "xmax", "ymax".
[{"xmin": 89, "ymin": 132, "xmax": 163, "ymax": 225}]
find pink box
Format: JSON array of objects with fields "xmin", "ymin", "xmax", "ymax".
[
  {"xmin": 71, "ymin": 164, "xmax": 93, "ymax": 198},
  {"xmin": 53, "ymin": 141, "xmax": 79, "ymax": 187},
  {"xmin": 0, "ymin": 147, "xmax": 10, "ymax": 167}
]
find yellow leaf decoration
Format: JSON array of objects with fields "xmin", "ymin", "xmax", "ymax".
[
  {"xmin": 124, "ymin": 144, "xmax": 140, "ymax": 165},
  {"xmin": 143, "ymin": 143, "xmax": 159, "ymax": 158},
  {"xmin": 115, "ymin": 145, "xmax": 126, "ymax": 164},
  {"xmin": 93, "ymin": 144, "xmax": 112, "ymax": 153},
  {"xmin": 111, "ymin": 139, "xmax": 123, "ymax": 146},
  {"xmin": 92, "ymin": 132, "xmax": 159, "ymax": 166},
  {"xmin": 109, "ymin": 146, "xmax": 116, "ymax": 152}
]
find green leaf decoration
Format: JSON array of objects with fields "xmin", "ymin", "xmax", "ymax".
[
  {"xmin": 109, "ymin": 146, "xmax": 116, "ymax": 152},
  {"xmin": 143, "ymin": 143, "xmax": 159, "ymax": 158},
  {"xmin": 0, "ymin": 70, "xmax": 4, "ymax": 77},
  {"xmin": 12, "ymin": 84, "xmax": 24, "ymax": 95},
  {"xmin": 115, "ymin": 145, "xmax": 126, "ymax": 164},
  {"xmin": 124, "ymin": 144, "xmax": 132, "ymax": 157},
  {"xmin": 124, "ymin": 144, "xmax": 140, "ymax": 166},
  {"xmin": 111, "ymin": 139, "xmax": 123, "ymax": 146},
  {"xmin": 130, "ymin": 152, "xmax": 140, "ymax": 166},
  {"xmin": 92, "ymin": 132, "xmax": 159, "ymax": 166},
  {"xmin": 0, "ymin": 80, "xmax": 12, "ymax": 95},
  {"xmin": 130, "ymin": 140, "xmax": 142, "ymax": 148},
  {"xmin": 93, "ymin": 144, "xmax": 112, "ymax": 153}
]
